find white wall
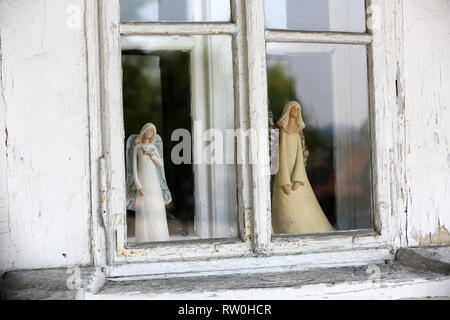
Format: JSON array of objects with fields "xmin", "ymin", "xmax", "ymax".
[
  {"xmin": 0, "ymin": 0, "xmax": 92, "ymax": 271},
  {"xmin": 0, "ymin": 0, "xmax": 449, "ymax": 271},
  {"xmin": 403, "ymin": 0, "xmax": 450, "ymax": 246}
]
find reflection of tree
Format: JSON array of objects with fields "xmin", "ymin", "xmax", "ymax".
[
  {"xmin": 267, "ymin": 63, "xmax": 328, "ymax": 157},
  {"xmin": 267, "ymin": 64, "xmax": 297, "ymax": 120},
  {"xmin": 359, "ymin": 119, "xmax": 370, "ymax": 143},
  {"xmin": 122, "ymin": 53, "xmax": 163, "ymax": 139}
]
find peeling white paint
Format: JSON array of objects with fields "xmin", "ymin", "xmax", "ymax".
[
  {"xmin": 0, "ymin": 0, "xmax": 449, "ymax": 274},
  {"xmin": 0, "ymin": 0, "xmax": 92, "ymax": 271},
  {"xmin": 403, "ymin": 0, "xmax": 450, "ymax": 246}
]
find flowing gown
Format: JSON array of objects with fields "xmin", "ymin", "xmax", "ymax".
[
  {"xmin": 133, "ymin": 144, "xmax": 170, "ymax": 242},
  {"xmin": 272, "ymin": 128, "xmax": 333, "ymax": 234}
]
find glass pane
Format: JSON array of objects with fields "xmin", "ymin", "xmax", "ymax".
[
  {"xmin": 122, "ymin": 35, "xmax": 237, "ymax": 243},
  {"xmin": 267, "ymin": 43, "xmax": 372, "ymax": 235},
  {"xmin": 120, "ymin": 0, "xmax": 231, "ymax": 22},
  {"xmin": 264, "ymin": 0, "xmax": 366, "ymax": 32}
]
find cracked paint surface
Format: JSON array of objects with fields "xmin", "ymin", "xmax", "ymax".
[
  {"xmin": 403, "ymin": 0, "xmax": 450, "ymax": 246},
  {"xmin": 0, "ymin": 0, "xmax": 450, "ymax": 272}
]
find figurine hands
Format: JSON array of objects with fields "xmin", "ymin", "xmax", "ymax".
[
  {"xmin": 292, "ymin": 181, "xmax": 305, "ymax": 191},
  {"xmin": 282, "ymin": 185, "xmax": 291, "ymax": 195},
  {"xmin": 282, "ymin": 182, "xmax": 304, "ymax": 195},
  {"xmin": 138, "ymin": 188, "xmax": 145, "ymax": 196},
  {"xmin": 151, "ymin": 156, "xmax": 161, "ymax": 167}
]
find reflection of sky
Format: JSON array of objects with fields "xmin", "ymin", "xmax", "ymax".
[
  {"xmin": 268, "ymin": 54, "xmax": 333, "ymax": 128},
  {"xmin": 286, "ymin": 0, "xmax": 329, "ymax": 31},
  {"xmin": 267, "ymin": 46, "xmax": 369, "ymax": 130},
  {"xmin": 121, "ymin": 0, "xmax": 185, "ymax": 21},
  {"xmin": 138, "ymin": 0, "xmax": 159, "ymax": 21},
  {"xmin": 265, "ymin": 0, "xmax": 365, "ymax": 32},
  {"xmin": 120, "ymin": 0, "xmax": 230, "ymax": 22}
]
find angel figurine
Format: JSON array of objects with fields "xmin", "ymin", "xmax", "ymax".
[
  {"xmin": 271, "ymin": 101, "xmax": 333, "ymax": 234},
  {"xmin": 126, "ymin": 123, "xmax": 172, "ymax": 242}
]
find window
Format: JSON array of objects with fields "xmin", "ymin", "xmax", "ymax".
[
  {"xmin": 121, "ymin": 34, "xmax": 238, "ymax": 243},
  {"xmin": 120, "ymin": 0, "xmax": 231, "ymax": 22},
  {"xmin": 267, "ymin": 43, "xmax": 373, "ymax": 235},
  {"xmin": 97, "ymin": 0, "xmax": 400, "ymax": 268},
  {"xmin": 264, "ymin": 0, "xmax": 366, "ymax": 32}
]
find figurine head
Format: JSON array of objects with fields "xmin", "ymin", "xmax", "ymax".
[
  {"xmin": 136, "ymin": 123, "xmax": 157, "ymax": 145},
  {"xmin": 276, "ymin": 101, "xmax": 306, "ymax": 132}
]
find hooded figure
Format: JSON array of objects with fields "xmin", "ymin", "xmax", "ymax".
[{"xmin": 272, "ymin": 101, "xmax": 333, "ymax": 234}]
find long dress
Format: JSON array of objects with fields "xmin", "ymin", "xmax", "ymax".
[
  {"xmin": 272, "ymin": 128, "xmax": 333, "ymax": 234},
  {"xmin": 133, "ymin": 144, "xmax": 170, "ymax": 242}
]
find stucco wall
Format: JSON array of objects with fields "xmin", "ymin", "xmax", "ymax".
[
  {"xmin": 0, "ymin": 0, "xmax": 92, "ymax": 271},
  {"xmin": 0, "ymin": 0, "xmax": 449, "ymax": 271}
]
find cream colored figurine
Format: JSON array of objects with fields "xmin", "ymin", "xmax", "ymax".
[
  {"xmin": 272, "ymin": 101, "xmax": 333, "ymax": 234},
  {"xmin": 126, "ymin": 123, "xmax": 172, "ymax": 242}
]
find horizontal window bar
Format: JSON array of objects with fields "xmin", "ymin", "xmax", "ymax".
[
  {"xmin": 266, "ymin": 30, "xmax": 373, "ymax": 45},
  {"xmin": 120, "ymin": 22, "xmax": 237, "ymax": 35},
  {"xmin": 273, "ymin": 229, "xmax": 378, "ymax": 240}
]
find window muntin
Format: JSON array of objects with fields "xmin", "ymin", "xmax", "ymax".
[
  {"xmin": 121, "ymin": 35, "xmax": 238, "ymax": 244},
  {"xmin": 264, "ymin": 0, "xmax": 366, "ymax": 33},
  {"xmin": 120, "ymin": 0, "xmax": 231, "ymax": 22},
  {"xmin": 267, "ymin": 43, "xmax": 373, "ymax": 235}
]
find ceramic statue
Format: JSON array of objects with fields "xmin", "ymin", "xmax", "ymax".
[{"xmin": 272, "ymin": 101, "xmax": 333, "ymax": 234}]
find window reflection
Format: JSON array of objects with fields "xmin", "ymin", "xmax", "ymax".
[
  {"xmin": 265, "ymin": 0, "xmax": 366, "ymax": 33},
  {"xmin": 267, "ymin": 43, "xmax": 373, "ymax": 233},
  {"xmin": 122, "ymin": 35, "xmax": 237, "ymax": 243},
  {"xmin": 120, "ymin": 0, "xmax": 231, "ymax": 22}
]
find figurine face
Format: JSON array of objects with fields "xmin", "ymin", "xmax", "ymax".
[
  {"xmin": 289, "ymin": 106, "xmax": 300, "ymax": 119},
  {"xmin": 142, "ymin": 127, "xmax": 155, "ymax": 143}
]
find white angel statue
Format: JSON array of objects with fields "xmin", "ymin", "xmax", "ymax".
[{"xmin": 126, "ymin": 123, "xmax": 172, "ymax": 242}]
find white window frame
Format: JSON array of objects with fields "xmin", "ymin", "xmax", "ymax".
[{"xmin": 85, "ymin": 0, "xmax": 407, "ymax": 277}]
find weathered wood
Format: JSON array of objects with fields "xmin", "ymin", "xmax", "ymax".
[
  {"xmin": 1, "ymin": 267, "xmax": 105, "ymax": 299},
  {"xmin": 244, "ymin": 0, "xmax": 272, "ymax": 253},
  {"xmin": 365, "ymin": 0, "xmax": 408, "ymax": 249},
  {"xmin": 96, "ymin": 262, "xmax": 450, "ymax": 299},
  {"xmin": 85, "ymin": 0, "xmax": 107, "ymax": 268},
  {"xmin": 265, "ymin": 30, "xmax": 373, "ymax": 44},
  {"xmin": 402, "ymin": 0, "xmax": 450, "ymax": 246},
  {"xmin": 0, "ymin": 17, "xmax": 11, "ymax": 271},
  {"xmin": 120, "ymin": 22, "xmax": 237, "ymax": 35},
  {"xmin": 105, "ymin": 247, "xmax": 393, "ymax": 279},
  {"xmin": 0, "ymin": 0, "xmax": 92, "ymax": 271},
  {"xmin": 396, "ymin": 247, "xmax": 450, "ymax": 275},
  {"xmin": 232, "ymin": 0, "xmax": 254, "ymax": 248},
  {"xmin": 4, "ymin": 260, "xmax": 450, "ymax": 300},
  {"xmin": 98, "ymin": 0, "xmax": 126, "ymax": 266}
]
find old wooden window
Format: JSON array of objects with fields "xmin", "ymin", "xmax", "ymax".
[
  {"xmin": 96, "ymin": 0, "xmax": 403, "ymax": 272},
  {"xmin": 266, "ymin": 1, "xmax": 373, "ymax": 236}
]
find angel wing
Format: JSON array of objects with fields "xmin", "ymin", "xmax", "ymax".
[
  {"xmin": 125, "ymin": 134, "xmax": 138, "ymax": 211},
  {"xmin": 299, "ymin": 130, "xmax": 309, "ymax": 167},
  {"xmin": 154, "ymin": 134, "xmax": 172, "ymax": 205},
  {"xmin": 268, "ymin": 111, "xmax": 280, "ymax": 175}
]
